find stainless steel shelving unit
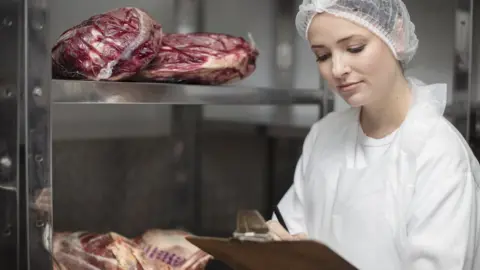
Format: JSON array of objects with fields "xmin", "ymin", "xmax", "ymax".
[
  {"xmin": 51, "ymin": 79, "xmax": 324, "ymax": 105},
  {"xmin": 1, "ymin": 0, "xmax": 479, "ymax": 269},
  {"xmin": 0, "ymin": 0, "xmax": 326, "ymax": 269}
]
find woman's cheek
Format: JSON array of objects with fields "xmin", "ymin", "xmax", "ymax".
[
  {"xmin": 359, "ymin": 42, "xmax": 392, "ymax": 74},
  {"xmin": 318, "ymin": 63, "xmax": 333, "ymax": 85}
]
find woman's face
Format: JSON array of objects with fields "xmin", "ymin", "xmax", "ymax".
[{"xmin": 307, "ymin": 13, "xmax": 402, "ymax": 107}]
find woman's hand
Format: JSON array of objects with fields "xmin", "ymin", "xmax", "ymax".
[{"xmin": 266, "ymin": 220, "xmax": 308, "ymax": 241}]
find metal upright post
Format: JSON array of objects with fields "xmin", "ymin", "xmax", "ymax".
[
  {"xmin": 21, "ymin": 0, "xmax": 53, "ymax": 269},
  {"xmin": 0, "ymin": 0, "xmax": 52, "ymax": 269},
  {"xmin": 0, "ymin": 1, "xmax": 21, "ymax": 269},
  {"xmin": 273, "ymin": 0, "xmax": 296, "ymax": 90},
  {"xmin": 171, "ymin": 0, "xmax": 204, "ymax": 234},
  {"xmin": 467, "ymin": 0, "xmax": 480, "ymax": 148},
  {"xmin": 454, "ymin": 0, "xmax": 480, "ymax": 153},
  {"xmin": 265, "ymin": 0, "xmax": 297, "ymax": 217},
  {"xmin": 271, "ymin": 0, "xmax": 297, "ymax": 126}
]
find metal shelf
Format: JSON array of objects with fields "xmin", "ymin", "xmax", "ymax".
[{"xmin": 51, "ymin": 79, "xmax": 324, "ymax": 105}]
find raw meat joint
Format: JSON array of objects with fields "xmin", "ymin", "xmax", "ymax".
[
  {"xmin": 52, "ymin": 232, "xmax": 169, "ymax": 270},
  {"xmin": 52, "ymin": 230, "xmax": 211, "ymax": 270},
  {"xmin": 51, "ymin": 7, "xmax": 163, "ymax": 81},
  {"xmin": 135, "ymin": 229, "xmax": 212, "ymax": 269},
  {"xmin": 51, "ymin": 7, "xmax": 259, "ymax": 85},
  {"xmin": 138, "ymin": 33, "xmax": 259, "ymax": 85}
]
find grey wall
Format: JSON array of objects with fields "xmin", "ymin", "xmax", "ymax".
[
  {"xmin": 475, "ymin": 3, "xmax": 480, "ymax": 102},
  {"xmin": 406, "ymin": 0, "xmax": 455, "ymax": 101},
  {"xmin": 52, "ymin": 132, "xmax": 303, "ymax": 236}
]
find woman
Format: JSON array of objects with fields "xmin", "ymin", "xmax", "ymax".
[{"xmin": 267, "ymin": 0, "xmax": 480, "ymax": 269}]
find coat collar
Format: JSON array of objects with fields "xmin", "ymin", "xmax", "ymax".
[{"xmin": 341, "ymin": 77, "xmax": 448, "ymax": 162}]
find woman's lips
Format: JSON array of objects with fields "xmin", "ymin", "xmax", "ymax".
[{"xmin": 337, "ymin": 81, "xmax": 362, "ymax": 92}]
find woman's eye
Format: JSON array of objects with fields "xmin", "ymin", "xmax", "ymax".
[
  {"xmin": 347, "ymin": 45, "xmax": 365, "ymax": 54},
  {"xmin": 316, "ymin": 54, "xmax": 330, "ymax": 62}
]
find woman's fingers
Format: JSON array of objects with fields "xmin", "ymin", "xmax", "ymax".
[
  {"xmin": 266, "ymin": 220, "xmax": 309, "ymax": 241},
  {"xmin": 266, "ymin": 220, "xmax": 294, "ymax": 241},
  {"xmin": 293, "ymin": 233, "xmax": 308, "ymax": 240}
]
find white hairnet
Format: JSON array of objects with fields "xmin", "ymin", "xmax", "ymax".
[{"xmin": 296, "ymin": 0, "xmax": 419, "ymax": 65}]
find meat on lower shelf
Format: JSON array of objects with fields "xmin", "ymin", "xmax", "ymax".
[
  {"xmin": 52, "ymin": 230, "xmax": 211, "ymax": 270},
  {"xmin": 51, "ymin": 7, "xmax": 259, "ymax": 85}
]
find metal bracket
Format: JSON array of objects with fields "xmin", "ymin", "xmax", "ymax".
[{"xmin": 232, "ymin": 210, "xmax": 273, "ymax": 242}]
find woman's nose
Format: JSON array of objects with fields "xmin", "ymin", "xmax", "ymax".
[{"xmin": 331, "ymin": 53, "xmax": 350, "ymax": 79}]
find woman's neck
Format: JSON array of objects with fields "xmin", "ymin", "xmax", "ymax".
[{"xmin": 360, "ymin": 77, "xmax": 412, "ymax": 139}]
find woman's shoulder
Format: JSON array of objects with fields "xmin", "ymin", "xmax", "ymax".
[
  {"xmin": 414, "ymin": 117, "xmax": 480, "ymax": 198},
  {"xmin": 418, "ymin": 116, "xmax": 476, "ymax": 168}
]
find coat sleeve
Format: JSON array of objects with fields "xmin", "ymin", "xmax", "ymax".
[
  {"xmin": 403, "ymin": 151, "xmax": 478, "ymax": 270},
  {"xmin": 271, "ymin": 121, "xmax": 321, "ymax": 235}
]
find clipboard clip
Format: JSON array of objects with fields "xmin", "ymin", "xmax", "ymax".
[{"xmin": 232, "ymin": 210, "xmax": 273, "ymax": 242}]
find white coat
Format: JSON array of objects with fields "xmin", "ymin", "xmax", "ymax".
[{"xmin": 274, "ymin": 77, "xmax": 480, "ymax": 270}]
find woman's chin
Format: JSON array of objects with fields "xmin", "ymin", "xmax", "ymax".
[{"xmin": 342, "ymin": 93, "xmax": 369, "ymax": 107}]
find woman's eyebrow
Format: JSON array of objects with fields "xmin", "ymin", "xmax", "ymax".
[{"xmin": 310, "ymin": 35, "xmax": 360, "ymax": 48}]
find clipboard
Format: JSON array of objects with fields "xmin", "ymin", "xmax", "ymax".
[
  {"xmin": 186, "ymin": 210, "xmax": 358, "ymax": 270},
  {"xmin": 186, "ymin": 236, "xmax": 357, "ymax": 270}
]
